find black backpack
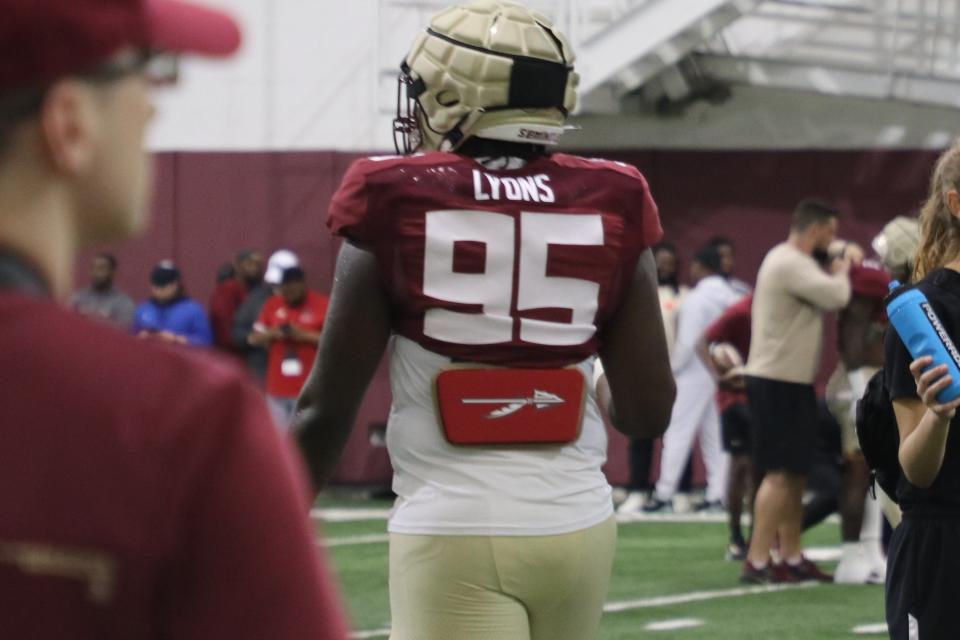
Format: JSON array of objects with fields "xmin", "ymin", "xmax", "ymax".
[{"xmin": 855, "ymin": 368, "xmax": 901, "ymax": 502}]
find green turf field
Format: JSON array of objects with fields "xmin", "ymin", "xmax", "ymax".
[{"xmin": 318, "ymin": 500, "xmax": 886, "ymax": 639}]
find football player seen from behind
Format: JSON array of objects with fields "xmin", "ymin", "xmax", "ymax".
[{"xmin": 295, "ymin": 2, "xmax": 675, "ymax": 639}]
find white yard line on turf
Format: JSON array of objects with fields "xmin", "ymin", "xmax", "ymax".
[
  {"xmin": 314, "ymin": 508, "xmax": 392, "ymax": 522},
  {"xmin": 348, "ymin": 581, "xmax": 820, "ymax": 637},
  {"xmin": 645, "ymin": 618, "xmax": 704, "ymax": 631},
  {"xmin": 324, "ymin": 534, "xmax": 390, "ymax": 547},
  {"xmin": 602, "ymin": 582, "xmax": 817, "ymax": 613},
  {"xmin": 852, "ymin": 623, "xmax": 888, "ymax": 635},
  {"xmin": 316, "ymin": 508, "xmax": 735, "ymax": 524}
]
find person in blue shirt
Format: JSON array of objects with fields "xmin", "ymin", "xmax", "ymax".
[{"xmin": 133, "ymin": 262, "xmax": 213, "ymax": 347}]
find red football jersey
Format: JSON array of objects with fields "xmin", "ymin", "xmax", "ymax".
[
  {"xmin": 328, "ymin": 151, "xmax": 662, "ymax": 367},
  {"xmin": 704, "ymin": 293, "xmax": 753, "ymax": 413}
]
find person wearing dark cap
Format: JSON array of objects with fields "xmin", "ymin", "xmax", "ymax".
[
  {"xmin": 131, "ymin": 260, "xmax": 213, "ymax": 346},
  {"xmin": 647, "ymin": 245, "xmax": 742, "ymax": 512},
  {"xmin": 251, "ymin": 266, "xmax": 329, "ymax": 426},
  {"xmin": 209, "ymin": 249, "xmax": 265, "ymax": 355},
  {"xmin": 0, "ymin": 1, "xmax": 349, "ymax": 638}
]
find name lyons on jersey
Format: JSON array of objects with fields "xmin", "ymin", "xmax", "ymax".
[{"xmin": 472, "ymin": 169, "xmax": 555, "ymax": 203}]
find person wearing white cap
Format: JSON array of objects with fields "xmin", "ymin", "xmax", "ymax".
[{"xmin": 232, "ymin": 249, "xmax": 301, "ymax": 382}]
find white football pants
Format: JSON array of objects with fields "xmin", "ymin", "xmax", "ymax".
[{"xmin": 655, "ymin": 366, "xmax": 729, "ymax": 503}]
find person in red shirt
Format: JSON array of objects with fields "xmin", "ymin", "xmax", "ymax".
[
  {"xmin": 209, "ymin": 249, "xmax": 265, "ymax": 355},
  {"xmin": 0, "ymin": 1, "xmax": 349, "ymax": 638},
  {"xmin": 251, "ymin": 266, "xmax": 329, "ymax": 426},
  {"xmin": 698, "ymin": 294, "xmax": 754, "ymax": 561}
]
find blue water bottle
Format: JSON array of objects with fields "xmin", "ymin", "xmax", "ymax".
[{"xmin": 886, "ymin": 280, "xmax": 960, "ymax": 403}]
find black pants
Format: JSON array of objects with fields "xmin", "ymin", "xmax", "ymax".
[
  {"xmin": 627, "ymin": 438, "xmax": 694, "ymax": 492},
  {"xmin": 886, "ymin": 513, "xmax": 960, "ymax": 639}
]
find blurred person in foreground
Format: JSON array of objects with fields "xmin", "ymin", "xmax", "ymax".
[
  {"xmin": 0, "ymin": 1, "xmax": 348, "ymax": 637},
  {"xmin": 741, "ymin": 199, "xmax": 851, "ymax": 584},
  {"xmin": 884, "ymin": 142, "xmax": 960, "ymax": 640},
  {"xmin": 250, "ymin": 265, "xmax": 328, "ymax": 427},
  {"xmin": 209, "ymin": 248, "xmax": 264, "ymax": 355},
  {"xmin": 71, "ymin": 252, "xmax": 135, "ymax": 327},
  {"xmin": 294, "ymin": 2, "xmax": 675, "ymax": 638},
  {"xmin": 132, "ymin": 260, "xmax": 212, "ymax": 346}
]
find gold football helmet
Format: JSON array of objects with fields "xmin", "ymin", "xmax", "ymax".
[{"xmin": 394, "ymin": 0, "xmax": 578, "ymax": 153}]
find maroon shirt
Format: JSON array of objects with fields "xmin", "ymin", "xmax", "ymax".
[
  {"xmin": 0, "ymin": 293, "xmax": 349, "ymax": 639},
  {"xmin": 209, "ymin": 278, "xmax": 248, "ymax": 353},
  {"xmin": 329, "ymin": 151, "xmax": 662, "ymax": 368},
  {"xmin": 704, "ymin": 293, "xmax": 752, "ymax": 413}
]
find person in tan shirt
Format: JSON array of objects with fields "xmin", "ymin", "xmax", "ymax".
[{"xmin": 741, "ymin": 199, "xmax": 851, "ymax": 584}]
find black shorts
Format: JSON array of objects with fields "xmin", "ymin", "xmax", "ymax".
[
  {"xmin": 720, "ymin": 403, "xmax": 752, "ymax": 454},
  {"xmin": 746, "ymin": 376, "xmax": 817, "ymax": 475},
  {"xmin": 886, "ymin": 513, "xmax": 960, "ymax": 640}
]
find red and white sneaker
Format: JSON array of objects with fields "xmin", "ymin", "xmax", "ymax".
[
  {"xmin": 784, "ymin": 557, "xmax": 833, "ymax": 583},
  {"xmin": 740, "ymin": 561, "xmax": 797, "ymax": 584}
]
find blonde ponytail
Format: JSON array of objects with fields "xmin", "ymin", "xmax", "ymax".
[{"xmin": 914, "ymin": 140, "xmax": 960, "ymax": 280}]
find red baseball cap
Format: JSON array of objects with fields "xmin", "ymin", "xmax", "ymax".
[
  {"xmin": 850, "ymin": 262, "xmax": 892, "ymax": 300},
  {"xmin": 0, "ymin": 0, "xmax": 241, "ymax": 92}
]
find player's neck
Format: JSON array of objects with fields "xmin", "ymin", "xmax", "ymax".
[
  {"xmin": 0, "ymin": 177, "xmax": 77, "ymax": 299},
  {"xmin": 787, "ymin": 231, "xmax": 815, "ymax": 255}
]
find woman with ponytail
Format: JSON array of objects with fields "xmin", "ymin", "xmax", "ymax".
[{"xmin": 884, "ymin": 140, "xmax": 960, "ymax": 639}]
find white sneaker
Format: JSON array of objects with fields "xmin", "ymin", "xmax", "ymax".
[
  {"xmin": 834, "ymin": 544, "xmax": 882, "ymax": 585},
  {"xmin": 616, "ymin": 491, "xmax": 646, "ymax": 514},
  {"xmin": 673, "ymin": 493, "xmax": 692, "ymax": 513}
]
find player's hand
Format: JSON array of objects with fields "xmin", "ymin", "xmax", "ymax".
[
  {"xmin": 719, "ymin": 371, "xmax": 746, "ymax": 390},
  {"xmin": 288, "ymin": 324, "xmax": 309, "ymax": 342},
  {"xmin": 157, "ymin": 330, "xmax": 186, "ymax": 344},
  {"xmin": 830, "ymin": 256, "xmax": 851, "ymax": 275},
  {"xmin": 910, "ymin": 356, "xmax": 960, "ymax": 420}
]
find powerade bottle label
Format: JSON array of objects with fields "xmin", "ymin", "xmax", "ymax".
[
  {"xmin": 886, "ymin": 280, "xmax": 960, "ymax": 403},
  {"xmin": 921, "ymin": 302, "xmax": 960, "ymax": 370}
]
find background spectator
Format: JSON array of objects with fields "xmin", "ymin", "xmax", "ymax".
[
  {"xmin": 71, "ymin": 253, "xmax": 135, "ymax": 328},
  {"xmin": 209, "ymin": 249, "xmax": 264, "ymax": 354},
  {"xmin": 617, "ymin": 242, "xmax": 694, "ymax": 514},
  {"xmin": 250, "ymin": 265, "xmax": 328, "ymax": 426},
  {"xmin": 215, "ymin": 262, "xmax": 235, "ymax": 283},
  {"xmin": 133, "ymin": 261, "xmax": 213, "ymax": 346},
  {"xmin": 233, "ymin": 249, "xmax": 299, "ymax": 383},
  {"xmin": 698, "ymin": 293, "xmax": 754, "ymax": 560},
  {"xmin": 709, "ymin": 236, "xmax": 752, "ymax": 295},
  {"xmin": 647, "ymin": 245, "xmax": 741, "ymax": 513},
  {"xmin": 826, "ymin": 259, "xmax": 890, "ymax": 584},
  {"xmin": 742, "ymin": 199, "xmax": 851, "ymax": 584}
]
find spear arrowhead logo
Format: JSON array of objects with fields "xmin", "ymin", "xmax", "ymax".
[{"xmin": 462, "ymin": 389, "xmax": 565, "ymax": 419}]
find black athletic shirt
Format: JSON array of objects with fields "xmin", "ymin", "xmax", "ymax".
[{"xmin": 885, "ymin": 268, "xmax": 960, "ymax": 512}]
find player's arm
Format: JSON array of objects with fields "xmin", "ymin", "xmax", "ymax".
[
  {"xmin": 893, "ymin": 356, "xmax": 960, "ymax": 488},
  {"xmin": 598, "ymin": 249, "xmax": 676, "ymax": 438},
  {"xmin": 695, "ymin": 335, "xmax": 720, "ymax": 383},
  {"xmin": 293, "ymin": 242, "xmax": 392, "ymax": 494},
  {"xmin": 837, "ymin": 295, "xmax": 873, "ymax": 370}
]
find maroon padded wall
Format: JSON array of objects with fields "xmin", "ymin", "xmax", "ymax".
[{"xmin": 77, "ymin": 149, "xmax": 940, "ymax": 486}]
